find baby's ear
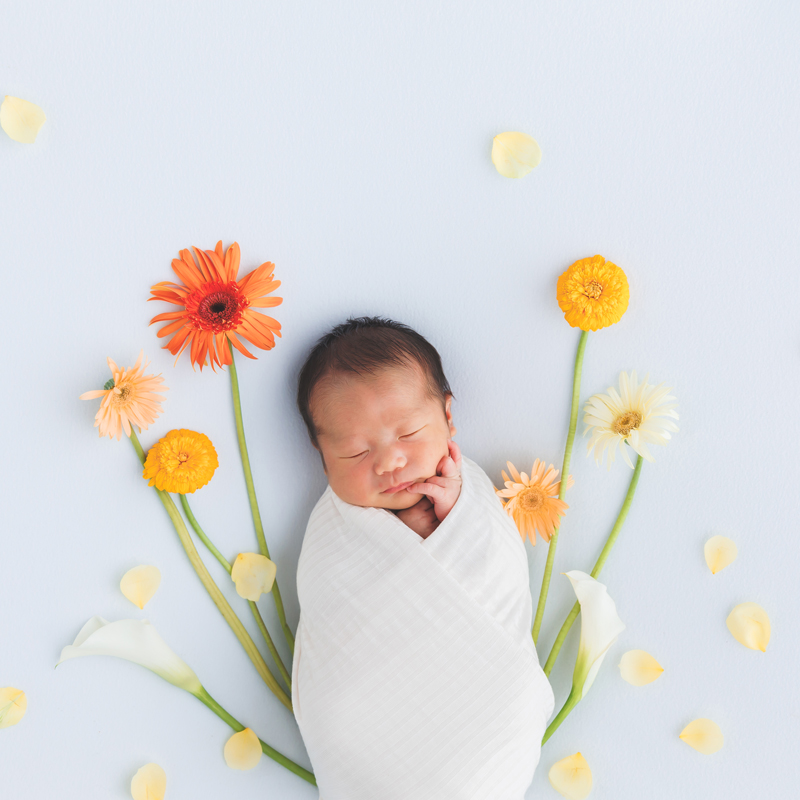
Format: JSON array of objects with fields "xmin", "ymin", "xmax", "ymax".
[{"xmin": 444, "ymin": 395, "xmax": 457, "ymax": 436}]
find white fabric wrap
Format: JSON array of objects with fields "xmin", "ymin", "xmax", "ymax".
[{"xmin": 291, "ymin": 455, "xmax": 555, "ymax": 799}]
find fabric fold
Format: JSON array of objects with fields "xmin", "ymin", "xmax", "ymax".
[{"xmin": 292, "ymin": 455, "xmax": 555, "ymax": 800}]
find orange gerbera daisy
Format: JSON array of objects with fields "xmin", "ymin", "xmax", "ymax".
[
  {"xmin": 80, "ymin": 351, "xmax": 167, "ymax": 441},
  {"xmin": 149, "ymin": 241, "xmax": 282, "ymax": 371},
  {"xmin": 556, "ymin": 255, "xmax": 629, "ymax": 331},
  {"xmin": 496, "ymin": 460, "xmax": 575, "ymax": 545}
]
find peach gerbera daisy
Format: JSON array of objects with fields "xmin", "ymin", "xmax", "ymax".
[
  {"xmin": 557, "ymin": 255, "xmax": 629, "ymax": 331},
  {"xmin": 496, "ymin": 460, "xmax": 575, "ymax": 545},
  {"xmin": 80, "ymin": 351, "xmax": 167, "ymax": 440},
  {"xmin": 143, "ymin": 429, "xmax": 219, "ymax": 494},
  {"xmin": 149, "ymin": 241, "xmax": 282, "ymax": 371}
]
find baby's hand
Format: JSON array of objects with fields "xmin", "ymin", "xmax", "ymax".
[
  {"xmin": 395, "ymin": 495, "xmax": 439, "ymax": 539},
  {"xmin": 405, "ymin": 440, "xmax": 462, "ymax": 522}
]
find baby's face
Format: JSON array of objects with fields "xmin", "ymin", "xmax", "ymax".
[{"xmin": 311, "ymin": 365, "xmax": 456, "ymax": 510}]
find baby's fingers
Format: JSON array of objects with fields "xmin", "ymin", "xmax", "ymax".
[
  {"xmin": 448, "ymin": 439, "xmax": 462, "ymax": 471},
  {"xmin": 405, "ymin": 481, "xmax": 447, "ymax": 502}
]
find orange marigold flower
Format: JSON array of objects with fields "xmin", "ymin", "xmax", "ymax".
[
  {"xmin": 557, "ymin": 255, "xmax": 629, "ymax": 331},
  {"xmin": 143, "ymin": 429, "xmax": 218, "ymax": 494},
  {"xmin": 80, "ymin": 351, "xmax": 167, "ymax": 441},
  {"xmin": 149, "ymin": 241, "xmax": 282, "ymax": 371},
  {"xmin": 496, "ymin": 460, "xmax": 574, "ymax": 545}
]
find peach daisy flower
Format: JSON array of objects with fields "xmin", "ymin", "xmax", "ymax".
[
  {"xmin": 149, "ymin": 241, "xmax": 282, "ymax": 371},
  {"xmin": 557, "ymin": 255, "xmax": 629, "ymax": 331},
  {"xmin": 80, "ymin": 351, "xmax": 167, "ymax": 440},
  {"xmin": 496, "ymin": 460, "xmax": 575, "ymax": 545}
]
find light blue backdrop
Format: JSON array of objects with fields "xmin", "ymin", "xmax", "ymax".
[{"xmin": 2, "ymin": 2, "xmax": 798, "ymax": 798}]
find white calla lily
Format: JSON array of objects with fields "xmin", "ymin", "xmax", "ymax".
[
  {"xmin": 565, "ymin": 570, "xmax": 626, "ymax": 699},
  {"xmin": 57, "ymin": 616, "xmax": 203, "ymax": 695}
]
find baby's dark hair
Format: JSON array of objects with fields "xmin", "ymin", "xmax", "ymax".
[{"xmin": 297, "ymin": 316, "xmax": 453, "ymax": 447}]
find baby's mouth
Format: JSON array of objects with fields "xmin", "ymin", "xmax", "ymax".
[{"xmin": 381, "ymin": 480, "xmax": 416, "ymax": 494}]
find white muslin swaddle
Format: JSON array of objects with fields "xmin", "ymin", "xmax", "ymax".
[{"xmin": 291, "ymin": 454, "xmax": 555, "ymax": 799}]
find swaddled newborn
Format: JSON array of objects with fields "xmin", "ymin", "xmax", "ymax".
[{"xmin": 293, "ymin": 316, "xmax": 555, "ymax": 799}]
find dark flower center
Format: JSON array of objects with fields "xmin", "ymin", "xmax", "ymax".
[{"xmin": 186, "ymin": 281, "xmax": 249, "ymax": 332}]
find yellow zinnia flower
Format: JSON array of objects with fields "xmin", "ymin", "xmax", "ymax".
[
  {"xmin": 496, "ymin": 460, "xmax": 574, "ymax": 545},
  {"xmin": 143, "ymin": 429, "xmax": 219, "ymax": 493},
  {"xmin": 557, "ymin": 255, "xmax": 629, "ymax": 331}
]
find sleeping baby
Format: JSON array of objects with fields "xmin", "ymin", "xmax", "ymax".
[{"xmin": 292, "ymin": 316, "xmax": 555, "ymax": 800}]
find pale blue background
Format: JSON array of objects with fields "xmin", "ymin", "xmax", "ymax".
[{"xmin": 2, "ymin": 1, "xmax": 799, "ymax": 798}]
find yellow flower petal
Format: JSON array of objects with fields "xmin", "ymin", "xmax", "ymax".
[
  {"xmin": 0, "ymin": 96, "xmax": 46, "ymax": 143},
  {"xmin": 679, "ymin": 718, "xmax": 724, "ymax": 754},
  {"xmin": 231, "ymin": 553, "xmax": 277, "ymax": 601},
  {"xmin": 0, "ymin": 687, "xmax": 27, "ymax": 728},
  {"xmin": 224, "ymin": 727, "xmax": 262, "ymax": 770},
  {"xmin": 491, "ymin": 131, "xmax": 541, "ymax": 178},
  {"xmin": 120, "ymin": 565, "xmax": 162, "ymax": 609},
  {"xmin": 618, "ymin": 649, "xmax": 664, "ymax": 686},
  {"xmin": 726, "ymin": 602, "xmax": 771, "ymax": 652},
  {"xmin": 130, "ymin": 763, "xmax": 166, "ymax": 800},
  {"xmin": 548, "ymin": 752, "xmax": 592, "ymax": 799},
  {"xmin": 704, "ymin": 535, "xmax": 738, "ymax": 574}
]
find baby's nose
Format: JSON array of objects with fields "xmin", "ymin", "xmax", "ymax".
[{"xmin": 375, "ymin": 448, "xmax": 407, "ymax": 475}]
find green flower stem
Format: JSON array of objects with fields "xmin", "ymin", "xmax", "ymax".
[
  {"xmin": 194, "ymin": 686, "xmax": 316, "ymax": 785},
  {"xmin": 179, "ymin": 494, "xmax": 230, "ymax": 572},
  {"xmin": 541, "ymin": 686, "xmax": 579, "ymax": 745},
  {"xmin": 532, "ymin": 330, "xmax": 589, "ymax": 645},
  {"xmin": 542, "ymin": 454, "xmax": 644, "ymax": 678},
  {"xmin": 130, "ymin": 431, "xmax": 292, "ymax": 711},
  {"xmin": 179, "ymin": 494, "xmax": 293, "ymax": 691},
  {"xmin": 227, "ymin": 345, "xmax": 296, "ymax": 656}
]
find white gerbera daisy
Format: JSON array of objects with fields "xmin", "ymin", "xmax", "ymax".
[{"xmin": 583, "ymin": 370, "xmax": 678, "ymax": 469}]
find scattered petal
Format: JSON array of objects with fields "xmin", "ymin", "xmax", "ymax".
[
  {"xmin": 726, "ymin": 602, "xmax": 771, "ymax": 652},
  {"xmin": 231, "ymin": 553, "xmax": 277, "ymax": 601},
  {"xmin": 224, "ymin": 727, "xmax": 262, "ymax": 770},
  {"xmin": 491, "ymin": 131, "xmax": 542, "ymax": 178},
  {"xmin": 704, "ymin": 535, "xmax": 738, "ymax": 574},
  {"xmin": 679, "ymin": 718, "xmax": 724, "ymax": 754},
  {"xmin": 120, "ymin": 565, "xmax": 162, "ymax": 609},
  {"xmin": 548, "ymin": 752, "xmax": 592, "ymax": 799},
  {"xmin": 0, "ymin": 96, "xmax": 46, "ymax": 143},
  {"xmin": 618, "ymin": 650, "xmax": 664, "ymax": 686},
  {"xmin": 131, "ymin": 763, "xmax": 166, "ymax": 800},
  {"xmin": 0, "ymin": 688, "xmax": 27, "ymax": 728}
]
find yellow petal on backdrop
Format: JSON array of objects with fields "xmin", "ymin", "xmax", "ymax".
[
  {"xmin": 224, "ymin": 727, "xmax": 262, "ymax": 770},
  {"xmin": 726, "ymin": 602, "xmax": 771, "ymax": 652},
  {"xmin": 548, "ymin": 752, "xmax": 592, "ymax": 800},
  {"xmin": 679, "ymin": 718, "xmax": 724, "ymax": 754},
  {"xmin": 130, "ymin": 763, "xmax": 166, "ymax": 800},
  {"xmin": 491, "ymin": 131, "xmax": 542, "ymax": 178},
  {"xmin": 704, "ymin": 535, "xmax": 738, "ymax": 574},
  {"xmin": 0, "ymin": 96, "xmax": 46, "ymax": 143},
  {"xmin": 120, "ymin": 565, "xmax": 162, "ymax": 609},
  {"xmin": 231, "ymin": 553, "xmax": 277, "ymax": 601},
  {"xmin": 0, "ymin": 688, "xmax": 27, "ymax": 728},
  {"xmin": 618, "ymin": 650, "xmax": 664, "ymax": 686}
]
